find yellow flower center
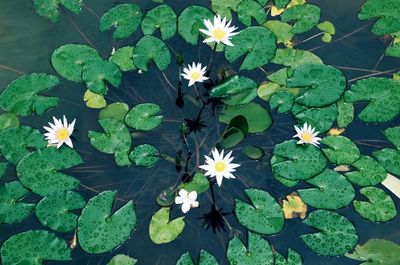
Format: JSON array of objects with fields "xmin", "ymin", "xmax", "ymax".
[
  {"xmin": 214, "ymin": 161, "xmax": 226, "ymax": 172},
  {"xmin": 213, "ymin": 28, "xmax": 226, "ymax": 41},
  {"xmin": 300, "ymin": 132, "xmax": 313, "ymax": 143},
  {"xmin": 190, "ymin": 71, "xmax": 201, "ymax": 81},
  {"xmin": 55, "ymin": 128, "xmax": 69, "ymax": 141}
]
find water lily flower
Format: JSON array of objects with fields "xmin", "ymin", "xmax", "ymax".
[
  {"xmin": 199, "ymin": 15, "xmax": 239, "ymax": 46},
  {"xmin": 293, "ymin": 122, "xmax": 321, "ymax": 147},
  {"xmin": 199, "ymin": 148, "xmax": 240, "ymax": 187},
  {"xmin": 43, "ymin": 116, "xmax": 76, "ymax": 148},
  {"xmin": 181, "ymin": 62, "xmax": 209, "ymax": 86},
  {"xmin": 175, "ymin": 189, "xmax": 199, "ymax": 213}
]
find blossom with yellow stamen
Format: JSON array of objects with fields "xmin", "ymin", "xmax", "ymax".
[
  {"xmin": 199, "ymin": 15, "xmax": 239, "ymax": 46},
  {"xmin": 43, "ymin": 116, "xmax": 76, "ymax": 148},
  {"xmin": 293, "ymin": 122, "xmax": 321, "ymax": 147},
  {"xmin": 181, "ymin": 62, "xmax": 209, "ymax": 87}
]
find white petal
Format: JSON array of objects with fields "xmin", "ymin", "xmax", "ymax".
[
  {"xmin": 179, "ymin": 189, "xmax": 188, "ymax": 197},
  {"xmin": 188, "ymin": 191, "xmax": 198, "ymax": 201},
  {"xmin": 191, "ymin": 201, "xmax": 199, "ymax": 208},
  {"xmin": 175, "ymin": 196, "xmax": 184, "ymax": 204},
  {"xmin": 221, "ymin": 38, "xmax": 234, "ymax": 46},
  {"xmin": 216, "ymin": 175, "xmax": 223, "ymax": 186},
  {"xmin": 65, "ymin": 138, "xmax": 73, "ymax": 148},
  {"xmin": 181, "ymin": 202, "xmax": 191, "ymax": 213}
]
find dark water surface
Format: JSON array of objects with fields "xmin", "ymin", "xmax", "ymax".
[{"xmin": 0, "ymin": 0, "xmax": 399, "ymax": 264}]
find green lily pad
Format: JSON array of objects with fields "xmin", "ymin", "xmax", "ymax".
[
  {"xmin": 344, "ymin": 77, "xmax": 400, "ymax": 123},
  {"xmin": 297, "ymin": 169, "xmax": 355, "ymax": 210},
  {"xmin": 264, "ymin": 21, "xmax": 294, "ymax": 44},
  {"xmin": 337, "ymin": 97, "xmax": 354, "ymax": 128},
  {"xmin": 149, "ymin": 207, "xmax": 185, "ymax": 244},
  {"xmin": 176, "ymin": 250, "xmax": 219, "ymax": 265},
  {"xmin": 0, "ymin": 162, "xmax": 8, "ymax": 180},
  {"xmin": 178, "ymin": 6, "xmax": 214, "ymax": 45},
  {"xmin": 373, "ymin": 148, "xmax": 400, "ymax": 176},
  {"xmin": 318, "ymin": 21, "xmax": 335, "ymax": 34},
  {"xmin": 272, "ymin": 48, "xmax": 323, "ymax": 69},
  {"xmin": 35, "ymin": 191, "xmax": 86, "ymax": 232},
  {"xmin": 384, "ymin": 126, "xmax": 400, "ymax": 149},
  {"xmin": 51, "ymin": 44, "xmax": 101, "ymax": 82},
  {"xmin": 274, "ymin": 0, "xmax": 290, "ymax": 9},
  {"xmin": 292, "ymin": 103, "xmax": 338, "ymax": 133},
  {"xmin": 0, "ymin": 181, "xmax": 35, "ymax": 224},
  {"xmin": 0, "ymin": 230, "xmax": 71, "ymax": 265},
  {"xmin": 129, "ymin": 144, "xmax": 160, "ymax": 167},
  {"xmin": 242, "ymin": 145, "xmax": 264, "ymax": 160},
  {"xmin": 0, "ymin": 73, "xmax": 60, "ymax": 116},
  {"xmin": 210, "ymin": 75, "xmax": 257, "ymax": 106},
  {"xmin": 156, "ymin": 186, "xmax": 176, "ymax": 207},
  {"xmin": 16, "ymin": 147, "xmax": 82, "ymax": 196},
  {"xmin": 109, "ymin": 46, "xmax": 135, "ymax": 72},
  {"xmin": 0, "ymin": 126, "xmax": 47, "ymax": 164},
  {"xmin": 353, "ymin": 187, "xmax": 397, "ymax": 222},
  {"xmin": 220, "ymin": 115, "xmax": 248, "ymax": 148},
  {"xmin": 219, "ymin": 102, "xmax": 272, "ymax": 133},
  {"xmin": 269, "ymin": 90, "xmax": 295, "ymax": 113},
  {"xmin": 33, "ymin": 0, "xmax": 82, "ymax": 22},
  {"xmin": 321, "ymin": 136, "xmax": 361, "ymax": 165},
  {"xmin": 301, "ymin": 210, "xmax": 358, "ymax": 256},
  {"xmin": 275, "ymin": 249, "xmax": 302, "ymax": 265},
  {"xmin": 225, "ymin": 26, "xmax": 277, "ymax": 71},
  {"xmin": 141, "ymin": 5, "xmax": 177, "ymax": 40},
  {"xmin": 386, "ymin": 42, "xmax": 400, "ymax": 58},
  {"xmin": 82, "ymin": 59, "xmax": 122, "ymax": 95},
  {"xmin": 107, "ymin": 254, "xmax": 137, "ymax": 265},
  {"xmin": 125, "ymin": 103, "xmax": 163, "ymax": 131},
  {"xmin": 281, "ymin": 4, "xmax": 321, "ymax": 34},
  {"xmin": 179, "ymin": 173, "xmax": 210, "ymax": 194},
  {"xmin": 100, "ymin": 4, "xmax": 142, "ymax": 39},
  {"xmin": 237, "ymin": 0, "xmax": 266, "ymax": 26},
  {"xmin": 83, "ymin": 90, "xmax": 107, "ymax": 109},
  {"xmin": 227, "ymin": 231, "xmax": 274, "ymax": 265},
  {"xmin": 211, "ymin": 0, "xmax": 241, "ymax": 20},
  {"xmin": 133, "ymin": 35, "xmax": 171, "ymax": 71},
  {"xmin": 78, "ymin": 190, "xmax": 137, "ymax": 254},
  {"xmin": 271, "ymin": 140, "xmax": 328, "ymax": 181},
  {"xmin": 235, "ymin": 188, "xmax": 284, "ymax": 235},
  {"xmin": 345, "ymin": 239, "xmax": 400, "ymax": 265},
  {"xmin": 99, "ymin": 102, "xmax": 129, "ymax": 121},
  {"xmin": 345, "ymin": 156, "xmax": 387, "ymax": 186},
  {"xmin": 0, "ymin": 113, "xmax": 19, "ymax": 132}
]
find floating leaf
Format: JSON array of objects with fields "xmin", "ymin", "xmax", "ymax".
[
  {"xmin": 321, "ymin": 136, "xmax": 360, "ymax": 165},
  {"xmin": 78, "ymin": 190, "xmax": 137, "ymax": 254},
  {"xmin": 345, "ymin": 239, "xmax": 400, "ymax": 265},
  {"xmin": 281, "ymin": 4, "xmax": 321, "ymax": 34},
  {"xmin": 274, "ymin": 0, "xmax": 290, "ymax": 9},
  {"xmin": 345, "ymin": 156, "xmax": 387, "ymax": 186},
  {"xmin": 179, "ymin": 173, "xmax": 210, "ymax": 194},
  {"xmin": 210, "ymin": 75, "xmax": 257, "ymax": 106},
  {"xmin": 275, "ymin": 249, "xmax": 302, "ymax": 265},
  {"xmin": 282, "ymin": 192, "xmax": 307, "ymax": 219},
  {"xmin": 353, "ymin": 187, "xmax": 397, "ymax": 222},
  {"xmin": 297, "ymin": 169, "xmax": 355, "ymax": 210},
  {"xmin": 109, "ymin": 46, "xmax": 135, "ymax": 72},
  {"xmin": 386, "ymin": 42, "xmax": 400, "ymax": 58},
  {"xmin": 156, "ymin": 186, "xmax": 176, "ymax": 207},
  {"xmin": 83, "ymin": 90, "xmax": 107, "ymax": 109},
  {"xmin": 0, "ymin": 113, "xmax": 19, "ymax": 132},
  {"xmin": 32, "ymin": 0, "xmax": 82, "ymax": 22},
  {"xmin": 227, "ymin": 231, "xmax": 274, "ymax": 265},
  {"xmin": 242, "ymin": 145, "xmax": 264, "ymax": 160},
  {"xmin": 292, "ymin": 103, "xmax": 338, "ymax": 133},
  {"xmin": 220, "ymin": 115, "xmax": 248, "ymax": 148},
  {"xmin": 176, "ymin": 250, "xmax": 219, "ymax": 265},
  {"xmin": 373, "ymin": 148, "xmax": 400, "ymax": 176},
  {"xmin": 317, "ymin": 21, "xmax": 335, "ymax": 34},
  {"xmin": 17, "ymin": 147, "xmax": 82, "ymax": 196},
  {"xmin": 99, "ymin": 102, "xmax": 129, "ymax": 122},
  {"xmin": 0, "ymin": 230, "xmax": 71, "ymax": 265},
  {"xmin": 337, "ymin": 97, "xmax": 354, "ymax": 128},
  {"xmin": 0, "ymin": 126, "xmax": 47, "ymax": 164},
  {"xmin": 211, "ymin": 0, "xmax": 241, "ymax": 20},
  {"xmin": 225, "ymin": 26, "xmax": 277, "ymax": 71},
  {"xmin": 0, "ymin": 181, "xmax": 35, "ymax": 224},
  {"xmin": 141, "ymin": 5, "xmax": 177, "ymax": 40},
  {"xmin": 269, "ymin": 90, "xmax": 295, "ymax": 113},
  {"xmin": 149, "ymin": 207, "xmax": 185, "ymax": 244},
  {"xmin": 133, "ymin": 35, "xmax": 171, "ymax": 71},
  {"xmin": 100, "ymin": 4, "xmax": 142, "ymax": 39},
  {"xmin": 344, "ymin": 77, "xmax": 400, "ymax": 123},
  {"xmin": 264, "ymin": 20, "xmax": 293, "ymax": 44},
  {"xmin": 125, "ymin": 103, "xmax": 163, "ymax": 131},
  {"xmin": 35, "ymin": 191, "xmax": 86, "ymax": 232},
  {"xmin": 235, "ymin": 188, "xmax": 284, "ymax": 235},
  {"xmin": 107, "ymin": 254, "xmax": 137, "ymax": 265},
  {"xmin": 178, "ymin": 6, "xmax": 214, "ymax": 45},
  {"xmin": 237, "ymin": 0, "xmax": 266, "ymax": 27},
  {"xmin": 301, "ymin": 210, "xmax": 358, "ymax": 256},
  {"xmin": 129, "ymin": 144, "xmax": 160, "ymax": 167},
  {"xmin": 82, "ymin": 59, "xmax": 122, "ymax": 95},
  {"xmin": 0, "ymin": 73, "xmax": 60, "ymax": 116},
  {"xmin": 271, "ymin": 48, "xmax": 323, "ymax": 69},
  {"xmin": 271, "ymin": 140, "xmax": 327, "ymax": 181},
  {"xmin": 0, "ymin": 163, "xmax": 7, "ymax": 180},
  {"xmin": 383, "ymin": 126, "xmax": 400, "ymax": 149}
]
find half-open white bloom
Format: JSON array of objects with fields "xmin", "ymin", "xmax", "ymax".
[
  {"xmin": 293, "ymin": 122, "xmax": 321, "ymax": 147},
  {"xmin": 175, "ymin": 189, "xmax": 199, "ymax": 213},
  {"xmin": 199, "ymin": 15, "xmax": 239, "ymax": 46},
  {"xmin": 43, "ymin": 116, "xmax": 76, "ymax": 148},
  {"xmin": 181, "ymin": 62, "xmax": 209, "ymax": 86},
  {"xmin": 199, "ymin": 148, "xmax": 240, "ymax": 187}
]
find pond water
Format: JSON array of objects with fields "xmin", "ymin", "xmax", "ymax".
[{"xmin": 0, "ymin": 0, "xmax": 399, "ymax": 264}]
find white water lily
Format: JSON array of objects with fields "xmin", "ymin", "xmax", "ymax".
[
  {"xmin": 293, "ymin": 122, "xmax": 321, "ymax": 147},
  {"xmin": 181, "ymin": 62, "xmax": 209, "ymax": 86},
  {"xmin": 199, "ymin": 15, "xmax": 239, "ymax": 46},
  {"xmin": 199, "ymin": 148, "xmax": 240, "ymax": 187},
  {"xmin": 43, "ymin": 116, "xmax": 76, "ymax": 148},
  {"xmin": 175, "ymin": 189, "xmax": 199, "ymax": 213}
]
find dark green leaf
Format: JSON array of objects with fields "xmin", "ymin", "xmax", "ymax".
[
  {"xmin": 321, "ymin": 136, "xmax": 361, "ymax": 165},
  {"xmin": 33, "ymin": 0, "xmax": 82, "ymax": 22},
  {"xmin": 373, "ymin": 148, "xmax": 400, "ymax": 176},
  {"xmin": 275, "ymin": 249, "xmax": 302, "ymax": 265},
  {"xmin": 109, "ymin": 46, "xmax": 135, "ymax": 72},
  {"xmin": 345, "ymin": 156, "xmax": 387, "ymax": 186},
  {"xmin": 82, "ymin": 59, "xmax": 122, "ymax": 95},
  {"xmin": 292, "ymin": 103, "xmax": 338, "ymax": 133},
  {"xmin": 141, "ymin": 5, "xmax": 177, "ymax": 40},
  {"xmin": 100, "ymin": 4, "xmax": 142, "ymax": 39},
  {"xmin": 383, "ymin": 126, "xmax": 400, "ymax": 149},
  {"xmin": 99, "ymin": 102, "xmax": 129, "ymax": 122},
  {"xmin": 242, "ymin": 145, "xmax": 264, "ymax": 160},
  {"xmin": 0, "ymin": 113, "xmax": 19, "ymax": 132},
  {"xmin": 133, "ymin": 35, "xmax": 171, "ymax": 71},
  {"xmin": 129, "ymin": 144, "xmax": 160, "ymax": 167},
  {"xmin": 125, "ymin": 103, "xmax": 163, "ymax": 131},
  {"xmin": 210, "ymin": 75, "xmax": 257, "ymax": 106},
  {"xmin": 237, "ymin": 0, "xmax": 266, "ymax": 26},
  {"xmin": 337, "ymin": 97, "xmax": 354, "ymax": 128},
  {"xmin": 269, "ymin": 90, "xmax": 295, "ymax": 113},
  {"xmin": 281, "ymin": 4, "xmax": 321, "ymax": 34},
  {"xmin": 211, "ymin": 0, "xmax": 241, "ymax": 20},
  {"xmin": 178, "ymin": 6, "xmax": 214, "ymax": 45},
  {"xmin": 176, "ymin": 250, "xmax": 219, "ymax": 265}
]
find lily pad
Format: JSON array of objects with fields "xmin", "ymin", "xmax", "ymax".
[
  {"xmin": 353, "ymin": 187, "xmax": 397, "ymax": 222},
  {"xmin": 292, "ymin": 103, "xmax": 338, "ymax": 133},
  {"xmin": 225, "ymin": 26, "xmax": 277, "ymax": 71},
  {"xmin": 301, "ymin": 210, "xmax": 358, "ymax": 256},
  {"xmin": 82, "ymin": 59, "xmax": 122, "ymax": 95},
  {"xmin": 264, "ymin": 21, "xmax": 294, "ymax": 44},
  {"xmin": 0, "ymin": 230, "xmax": 71, "ymax": 265},
  {"xmin": 235, "ymin": 188, "xmax": 284, "ymax": 235},
  {"xmin": 133, "ymin": 35, "xmax": 171, "ymax": 71},
  {"xmin": 220, "ymin": 115, "xmax": 248, "ymax": 148},
  {"xmin": 242, "ymin": 145, "xmax": 264, "ymax": 160},
  {"xmin": 0, "ymin": 113, "xmax": 19, "ymax": 131},
  {"xmin": 16, "ymin": 147, "xmax": 82, "ymax": 196},
  {"xmin": 337, "ymin": 97, "xmax": 354, "ymax": 128},
  {"xmin": 373, "ymin": 148, "xmax": 400, "ymax": 176},
  {"xmin": 275, "ymin": 249, "xmax": 302, "ymax": 265},
  {"xmin": 100, "ymin": 4, "xmax": 142, "ymax": 39},
  {"xmin": 129, "ymin": 144, "xmax": 160, "ymax": 167},
  {"xmin": 271, "ymin": 140, "xmax": 328, "ymax": 181},
  {"xmin": 344, "ymin": 77, "xmax": 400, "ymax": 123},
  {"xmin": 210, "ymin": 75, "xmax": 257, "ymax": 106},
  {"xmin": 179, "ymin": 173, "xmax": 210, "ymax": 194},
  {"xmin": 282, "ymin": 192, "xmax": 307, "ymax": 219},
  {"xmin": 383, "ymin": 126, "xmax": 400, "ymax": 149},
  {"xmin": 269, "ymin": 90, "xmax": 295, "ymax": 113},
  {"xmin": 141, "ymin": 5, "xmax": 177, "ymax": 40},
  {"xmin": 227, "ymin": 232, "xmax": 274, "ymax": 265},
  {"xmin": 178, "ymin": 6, "xmax": 214, "ymax": 45},
  {"xmin": 125, "ymin": 103, "xmax": 163, "ymax": 131},
  {"xmin": 149, "ymin": 207, "xmax": 185, "ymax": 244},
  {"xmin": 237, "ymin": 0, "xmax": 266, "ymax": 27},
  {"xmin": 211, "ymin": 0, "xmax": 241, "ymax": 20},
  {"xmin": 297, "ymin": 169, "xmax": 355, "ymax": 210},
  {"xmin": 0, "ymin": 181, "xmax": 35, "ymax": 224},
  {"xmin": 109, "ymin": 46, "xmax": 135, "ymax": 72},
  {"xmin": 35, "ymin": 191, "xmax": 86, "ymax": 232},
  {"xmin": 33, "ymin": 0, "xmax": 82, "ymax": 22},
  {"xmin": 274, "ymin": 0, "xmax": 290, "ymax": 9},
  {"xmin": 156, "ymin": 186, "xmax": 176, "ymax": 207},
  {"xmin": 77, "ymin": 190, "xmax": 137, "ymax": 254},
  {"xmin": 176, "ymin": 250, "xmax": 219, "ymax": 265},
  {"xmin": 107, "ymin": 254, "xmax": 137, "ymax": 265},
  {"xmin": 0, "ymin": 73, "xmax": 60, "ymax": 116},
  {"xmin": 271, "ymin": 48, "xmax": 323, "ymax": 69},
  {"xmin": 345, "ymin": 156, "xmax": 387, "ymax": 186},
  {"xmin": 83, "ymin": 89, "xmax": 107, "ymax": 109},
  {"xmin": 281, "ymin": 4, "xmax": 321, "ymax": 34},
  {"xmin": 99, "ymin": 102, "xmax": 129, "ymax": 122},
  {"xmin": 321, "ymin": 136, "xmax": 361, "ymax": 165},
  {"xmin": 345, "ymin": 239, "xmax": 400, "ymax": 265}
]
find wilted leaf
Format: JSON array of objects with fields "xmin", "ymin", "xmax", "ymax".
[{"xmin": 282, "ymin": 192, "xmax": 307, "ymax": 219}]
